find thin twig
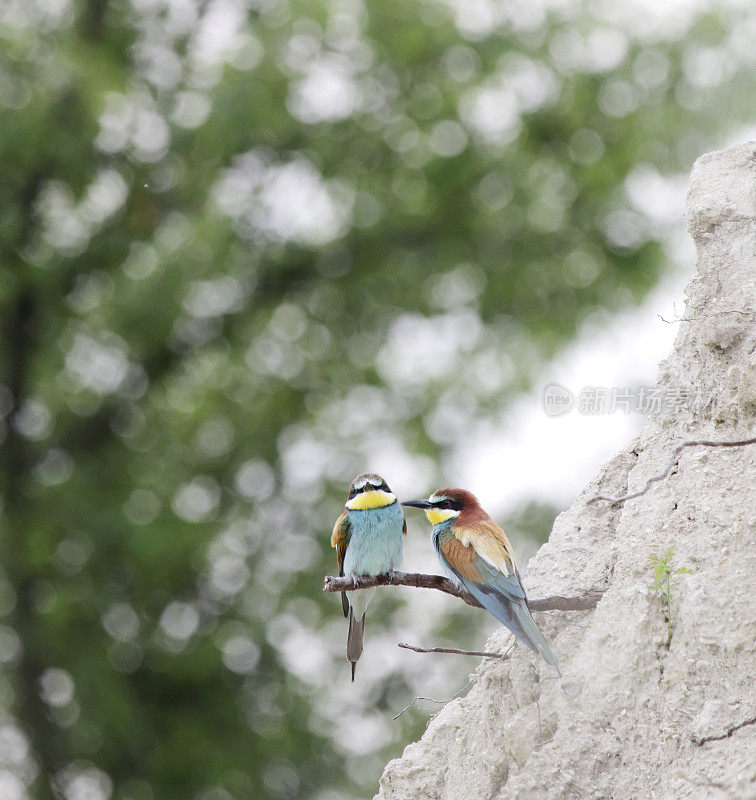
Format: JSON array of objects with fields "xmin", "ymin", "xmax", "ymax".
[
  {"xmin": 657, "ymin": 307, "xmax": 753, "ymax": 324},
  {"xmin": 392, "ymin": 643, "xmax": 515, "ymax": 718},
  {"xmin": 392, "ymin": 682, "xmax": 472, "ymax": 720},
  {"xmin": 588, "ymin": 438, "xmax": 756, "ymax": 507},
  {"xmin": 323, "ymin": 572, "xmax": 602, "ymax": 612},
  {"xmin": 397, "ymin": 642, "xmax": 512, "ymax": 658},
  {"xmin": 691, "ymin": 716, "xmax": 756, "ymax": 746}
]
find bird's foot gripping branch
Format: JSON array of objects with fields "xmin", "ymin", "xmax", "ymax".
[{"xmin": 323, "ymin": 571, "xmax": 603, "ymax": 613}]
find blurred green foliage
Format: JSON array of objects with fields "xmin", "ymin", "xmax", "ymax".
[{"xmin": 0, "ymin": 1, "xmax": 753, "ymax": 798}]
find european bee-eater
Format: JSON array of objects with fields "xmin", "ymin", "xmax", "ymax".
[
  {"xmin": 402, "ymin": 488, "xmax": 560, "ymax": 675},
  {"xmin": 331, "ymin": 473, "xmax": 406, "ymax": 681}
]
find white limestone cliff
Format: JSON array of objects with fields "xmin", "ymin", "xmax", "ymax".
[{"xmin": 376, "ymin": 142, "xmax": 756, "ymax": 800}]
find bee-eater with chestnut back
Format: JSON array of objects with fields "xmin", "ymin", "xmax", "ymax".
[
  {"xmin": 403, "ymin": 488, "xmax": 560, "ymax": 675},
  {"xmin": 331, "ymin": 473, "xmax": 406, "ymax": 681}
]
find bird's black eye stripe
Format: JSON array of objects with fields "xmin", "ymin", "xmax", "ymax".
[{"xmin": 434, "ymin": 498, "xmax": 462, "ymax": 510}]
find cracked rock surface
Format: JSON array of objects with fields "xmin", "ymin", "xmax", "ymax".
[{"xmin": 376, "ymin": 144, "xmax": 756, "ymax": 800}]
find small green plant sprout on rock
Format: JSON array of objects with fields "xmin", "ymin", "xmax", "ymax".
[{"xmin": 649, "ymin": 546, "xmax": 691, "ymax": 645}]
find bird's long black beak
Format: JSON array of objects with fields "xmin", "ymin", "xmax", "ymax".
[{"xmin": 401, "ymin": 499, "xmax": 433, "ymax": 509}]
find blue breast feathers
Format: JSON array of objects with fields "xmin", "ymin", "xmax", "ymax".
[{"xmin": 343, "ymin": 502, "xmax": 404, "ymax": 578}]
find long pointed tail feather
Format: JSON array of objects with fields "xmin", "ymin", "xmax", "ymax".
[
  {"xmin": 346, "ymin": 608, "xmax": 365, "ymax": 682},
  {"xmin": 473, "ymin": 586, "xmax": 561, "ymax": 676},
  {"xmin": 510, "ymin": 601, "xmax": 561, "ymax": 676}
]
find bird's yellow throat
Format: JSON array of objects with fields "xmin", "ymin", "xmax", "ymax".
[
  {"xmin": 345, "ymin": 490, "xmax": 396, "ymax": 510},
  {"xmin": 425, "ymin": 508, "xmax": 459, "ymax": 526}
]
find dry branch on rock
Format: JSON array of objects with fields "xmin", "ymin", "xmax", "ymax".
[
  {"xmin": 588, "ymin": 437, "xmax": 756, "ymax": 506},
  {"xmin": 323, "ymin": 571, "xmax": 603, "ymax": 612}
]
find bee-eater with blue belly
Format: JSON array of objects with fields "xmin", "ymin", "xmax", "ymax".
[
  {"xmin": 331, "ymin": 473, "xmax": 406, "ymax": 681},
  {"xmin": 403, "ymin": 488, "xmax": 560, "ymax": 675}
]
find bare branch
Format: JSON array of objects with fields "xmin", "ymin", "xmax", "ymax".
[
  {"xmin": 528, "ymin": 593, "xmax": 603, "ymax": 612},
  {"xmin": 392, "ymin": 681, "xmax": 473, "ymax": 720},
  {"xmin": 691, "ymin": 716, "xmax": 756, "ymax": 746},
  {"xmin": 397, "ymin": 642, "xmax": 511, "ymax": 658},
  {"xmin": 325, "ymin": 571, "xmax": 478, "ymax": 605},
  {"xmin": 323, "ymin": 571, "xmax": 603, "ymax": 612},
  {"xmin": 657, "ymin": 306, "xmax": 753, "ymax": 324},
  {"xmin": 588, "ymin": 438, "xmax": 756, "ymax": 507},
  {"xmin": 393, "ymin": 645, "xmax": 517, "ymax": 719}
]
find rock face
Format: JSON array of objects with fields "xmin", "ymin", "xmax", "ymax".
[{"xmin": 376, "ymin": 143, "xmax": 756, "ymax": 800}]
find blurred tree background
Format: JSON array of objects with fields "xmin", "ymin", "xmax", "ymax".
[{"xmin": 0, "ymin": 0, "xmax": 754, "ymax": 798}]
